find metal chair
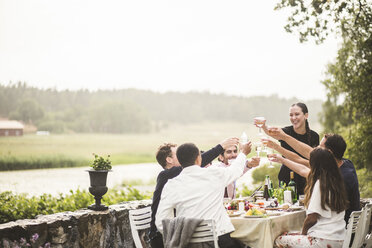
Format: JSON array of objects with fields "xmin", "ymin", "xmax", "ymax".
[
  {"xmin": 128, "ymin": 206, "xmax": 151, "ymax": 248},
  {"xmin": 343, "ymin": 210, "xmax": 364, "ymax": 248},
  {"xmin": 189, "ymin": 219, "xmax": 219, "ymax": 248}
]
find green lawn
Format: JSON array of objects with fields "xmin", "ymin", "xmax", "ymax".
[{"xmin": 0, "ymin": 121, "xmax": 288, "ymax": 170}]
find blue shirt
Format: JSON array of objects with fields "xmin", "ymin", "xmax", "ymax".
[{"xmin": 340, "ymin": 159, "xmax": 360, "ymax": 223}]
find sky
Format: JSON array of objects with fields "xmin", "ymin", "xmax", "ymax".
[{"xmin": 0, "ymin": 0, "xmax": 340, "ymax": 100}]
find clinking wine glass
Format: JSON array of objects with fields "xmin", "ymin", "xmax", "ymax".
[
  {"xmin": 254, "ymin": 142, "xmax": 262, "ymax": 157},
  {"xmin": 261, "ymin": 136, "xmax": 269, "ymax": 152},
  {"xmin": 261, "ymin": 138, "xmax": 274, "ymax": 168},
  {"xmin": 254, "ymin": 117, "xmax": 266, "ymax": 134},
  {"xmin": 267, "ymin": 149, "xmax": 275, "ymax": 169}
]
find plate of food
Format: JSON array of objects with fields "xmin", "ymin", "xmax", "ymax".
[
  {"xmin": 244, "ymin": 214, "xmax": 265, "ymax": 218},
  {"xmin": 244, "ymin": 208, "xmax": 265, "ymax": 218},
  {"xmin": 227, "ymin": 210, "xmax": 243, "ymax": 217}
]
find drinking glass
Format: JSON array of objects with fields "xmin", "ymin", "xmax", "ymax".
[
  {"xmin": 254, "ymin": 117, "xmax": 266, "ymax": 134},
  {"xmin": 267, "ymin": 150, "xmax": 275, "ymax": 168},
  {"xmin": 254, "ymin": 142, "xmax": 262, "ymax": 157},
  {"xmin": 261, "ymin": 136, "xmax": 269, "ymax": 153}
]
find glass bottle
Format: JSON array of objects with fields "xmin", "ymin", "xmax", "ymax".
[
  {"xmin": 263, "ymin": 184, "xmax": 269, "ymax": 201},
  {"xmin": 265, "ymin": 175, "xmax": 274, "ymax": 198},
  {"xmin": 269, "ymin": 178, "xmax": 274, "ymax": 198},
  {"xmin": 288, "ymin": 171, "xmax": 297, "ymax": 202}
]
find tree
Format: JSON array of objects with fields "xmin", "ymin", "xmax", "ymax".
[
  {"xmin": 88, "ymin": 101, "xmax": 151, "ymax": 133},
  {"xmin": 9, "ymin": 99, "xmax": 45, "ymax": 124},
  {"xmin": 275, "ymin": 0, "xmax": 372, "ymax": 170}
]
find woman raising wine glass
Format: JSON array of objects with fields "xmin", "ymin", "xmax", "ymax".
[{"xmin": 255, "ymin": 102, "xmax": 319, "ymax": 196}]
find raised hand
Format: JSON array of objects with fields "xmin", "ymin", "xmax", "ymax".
[
  {"xmin": 241, "ymin": 141, "xmax": 252, "ymax": 155},
  {"xmin": 261, "ymin": 138, "xmax": 279, "ymax": 150},
  {"xmin": 247, "ymin": 157, "xmax": 260, "ymax": 168},
  {"xmin": 267, "ymin": 127, "xmax": 286, "ymax": 140},
  {"xmin": 267, "ymin": 153, "xmax": 284, "ymax": 163},
  {"xmin": 219, "ymin": 137, "xmax": 239, "ymax": 149}
]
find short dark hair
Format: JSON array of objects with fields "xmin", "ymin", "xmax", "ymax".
[
  {"xmin": 176, "ymin": 143, "xmax": 200, "ymax": 168},
  {"xmin": 156, "ymin": 143, "xmax": 177, "ymax": 168},
  {"xmin": 324, "ymin": 134, "xmax": 347, "ymax": 160}
]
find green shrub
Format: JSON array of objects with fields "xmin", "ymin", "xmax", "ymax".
[
  {"xmin": 251, "ymin": 163, "xmax": 281, "ymax": 188},
  {"xmin": 0, "ymin": 155, "xmax": 89, "ymax": 171},
  {"xmin": 0, "ymin": 186, "xmax": 151, "ymax": 224},
  {"xmin": 90, "ymin": 154, "xmax": 112, "ymax": 170},
  {"xmin": 237, "ymin": 184, "xmax": 253, "ymax": 197},
  {"xmin": 357, "ymin": 168, "xmax": 372, "ymax": 198}
]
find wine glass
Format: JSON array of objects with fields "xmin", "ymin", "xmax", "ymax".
[
  {"xmin": 266, "ymin": 147, "xmax": 275, "ymax": 168},
  {"xmin": 254, "ymin": 142, "xmax": 262, "ymax": 157},
  {"xmin": 267, "ymin": 149, "xmax": 275, "ymax": 168},
  {"xmin": 254, "ymin": 117, "xmax": 266, "ymax": 134},
  {"xmin": 261, "ymin": 136, "xmax": 269, "ymax": 153},
  {"xmin": 261, "ymin": 137, "xmax": 274, "ymax": 168}
]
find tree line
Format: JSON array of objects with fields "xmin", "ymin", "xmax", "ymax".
[
  {"xmin": 275, "ymin": 0, "xmax": 371, "ymax": 171},
  {"xmin": 0, "ymin": 82, "xmax": 322, "ymax": 134}
]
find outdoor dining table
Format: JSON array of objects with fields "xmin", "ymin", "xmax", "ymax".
[{"xmin": 230, "ymin": 209, "xmax": 306, "ymax": 248}]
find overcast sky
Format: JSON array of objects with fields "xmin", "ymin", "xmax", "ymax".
[{"xmin": 0, "ymin": 0, "xmax": 340, "ymax": 100}]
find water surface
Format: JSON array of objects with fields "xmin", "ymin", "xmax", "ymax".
[{"xmin": 0, "ymin": 162, "xmax": 254, "ymax": 196}]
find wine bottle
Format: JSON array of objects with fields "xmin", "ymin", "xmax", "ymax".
[
  {"xmin": 263, "ymin": 184, "xmax": 269, "ymax": 201},
  {"xmin": 269, "ymin": 178, "xmax": 274, "ymax": 198},
  {"xmin": 288, "ymin": 171, "xmax": 297, "ymax": 202},
  {"xmin": 265, "ymin": 175, "xmax": 273, "ymax": 198}
]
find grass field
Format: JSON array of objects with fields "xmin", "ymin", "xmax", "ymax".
[{"xmin": 0, "ymin": 121, "xmax": 321, "ymax": 171}]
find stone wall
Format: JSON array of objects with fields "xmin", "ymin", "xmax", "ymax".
[{"xmin": 0, "ymin": 200, "xmax": 151, "ymax": 248}]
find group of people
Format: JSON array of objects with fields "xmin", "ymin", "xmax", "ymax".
[{"xmin": 147, "ymin": 102, "xmax": 360, "ymax": 248}]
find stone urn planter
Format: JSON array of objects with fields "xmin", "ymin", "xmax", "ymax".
[{"xmin": 87, "ymin": 154, "xmax": 112, "ymax": 211}]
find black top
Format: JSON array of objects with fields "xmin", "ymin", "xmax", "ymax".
[
  {"xmin": 340, "ymin": 159, "xmax": 360, "ymax": 223},
  {"xmin": 149, "ymin": 144, "xmax": 224, "ymax": 235},
  {"xmin": 279, "ymin": 126, "xmax": 319, "ymax": 195}
]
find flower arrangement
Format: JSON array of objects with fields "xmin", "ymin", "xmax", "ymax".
[{"xmin": 90, "ymin": 153, "xmax": 112, "ymax": 171}]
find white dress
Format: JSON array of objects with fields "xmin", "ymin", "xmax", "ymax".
[{"xmin": 275, "ymin": 180, "xmax": 345, "ymax": 248}]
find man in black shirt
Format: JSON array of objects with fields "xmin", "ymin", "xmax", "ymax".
[
  {"xmin": 148, "ymin": 138, "xmax": 239, "ymax": 248},
  {"xmin": 322, "ymin": 134, "xmax": 360, "ymax": 223},
  {"xmin": 267, "ymin": 129, "xmax": 360, "ymax": 224}
]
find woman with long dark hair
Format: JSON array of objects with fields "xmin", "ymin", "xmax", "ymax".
[
  {"xmin": 275, "ymin": 147, "xmax": 348, "ymax": 247},
  {"xmin": 257, "ymin": 102, "xmax": 319, "ymax": 195}
]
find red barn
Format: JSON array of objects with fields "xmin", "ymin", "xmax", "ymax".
[{"xmin": 0, "ymin": 120, "xmax": 24, "ymax": 136}]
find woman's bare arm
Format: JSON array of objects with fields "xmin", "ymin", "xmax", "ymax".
[{"xmin": 302, "ymin": 213, "xmax": 319, "ymax": 235}]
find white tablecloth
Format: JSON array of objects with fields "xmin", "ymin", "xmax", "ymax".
[{"xmin": 230, "ymin": 210, "xmax": 306, "ymax": 248}]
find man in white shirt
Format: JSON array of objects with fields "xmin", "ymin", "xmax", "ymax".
[
  {"xmin": 155, "ymin": 141, "xmax": 252, "ymax": 248},
  {"xmin": 214, "ymin": 145, "xmax": 260, "ymax": 199}
]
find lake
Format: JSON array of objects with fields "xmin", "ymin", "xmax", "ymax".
[{"xmin": 0, "ymin": 162, "xmax": 255, "ymax": 196}]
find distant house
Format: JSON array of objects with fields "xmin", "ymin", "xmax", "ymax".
[{"xmin": 0, "ymin": 120, "xmax": 24, "ymax": 136}]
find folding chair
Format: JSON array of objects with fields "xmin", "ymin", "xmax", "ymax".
[
  {"xmin": 343, "ymin": 210, "xmax": 363, "ymax": 248},
  {"xmin": 366, "ymin": 235, "xmax": 372, "ymax": 248},
  {"xmin": 128, "ymin": 206, "xmax": 151, "ymax": 248},
  {"xmin": 189, "ymin": 219, "xmax": 219, "ymax": 248},
  {"xmin": 362, "ymin": 203, "xmax": 372, "ymax": 248}
]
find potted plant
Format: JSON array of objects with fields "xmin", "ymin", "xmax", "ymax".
[{"xmin": 87, "ymin": 153, "xmax": 112, "ymax": 211}]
